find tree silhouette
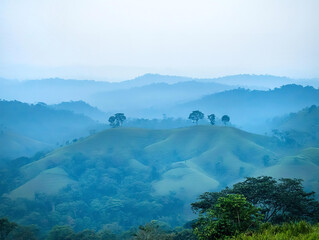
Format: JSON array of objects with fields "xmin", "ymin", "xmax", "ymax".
[
  {"xmin": 189, "ymin": 110, "xmax": 204, "ymax": 125},
  {"xmin": 221, "ymin": 115, "xmax": 230, "ymax": 125},
  {"xmin": 207, "ymin": 114, "xmax": 216, "ymax": 125},
  {"xmin": 108, "ymin": 113, "xmax": 126, "ymax": 128}
]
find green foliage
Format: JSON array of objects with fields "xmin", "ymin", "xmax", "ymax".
[
  {"xmin": 134, "ymin": 220, "xmax": 174, "ymax": 240},
  {"xmin": 0, "ymin": 218, "xmax": 17, "ymax": 240},
  {"xmin": 193, "ymin": 194, "xmax": 262, "ymax": 240},
  {"xmin": 232, "ymin": 177, "xmax": 319, "ymax": 223},
  {"xmin": 5, "ymin": 225, "xmax": 38, "ymax": 240},
  {"xmin": 233, "ymin": 221, "xmax": 319, "ymax": 240},
  {"xmin": 97, "ymin": 229, "xmax": 118, "ymax": 240},
  {"xmin": 0, "ymin": 218, "xmax": 38, "ymax": 240},
  {"xmin": 133, "ymin": 220, "xmax": 196, "ymax": 240},
  {"xmin": 188, "ymin": 110, "xmax": 204, "ymax": 124},
  {"xmin": 192, "ymin": 176, "xmax": 319, "ymax": 224},
  {"xmin": 46, "ymin": 225, "xmax": 75, "ymax": 240},
  {"xmin": 74, "ymin": 229, "xmax": 99, "ymax": 240}
]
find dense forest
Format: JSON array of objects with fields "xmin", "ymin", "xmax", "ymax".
[{"xmin": 1, "ymin": 176, "xmax": 319, "ymax": 239}]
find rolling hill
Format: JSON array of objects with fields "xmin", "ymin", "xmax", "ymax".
[
  {"xmin": 2, "ymin": 125, "xmax": 318, "ymax": 231},
  {"xmin": 0, "ymin": 130, "xmax": 51, "ymax": 160},
  {"xmin": 272, "ymin": 105, "xmax": 319, "ymax": 136},
  {"xmin": 16, "ymin": 126, "xmax": 279, "ymax": 199}
]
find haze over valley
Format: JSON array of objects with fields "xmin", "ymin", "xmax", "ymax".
[{"xmin": 1, "ymin": 0, "xmax": 319, "ymax": 239}]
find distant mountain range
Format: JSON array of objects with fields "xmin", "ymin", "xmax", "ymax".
[
  {"xmin": 175, "ymin": 84, "xmax": 319, "ymax": 131},
  {"xmin": 50, "ymin": 101, "xmax": 107, "ymax": 122},
  {"xmin": 0, "ymin": 100, "xmax": 103, "ymax": 148},
  {"xmin": 1, "ymin": 74, "xmax": 317, "ymax": 106}
]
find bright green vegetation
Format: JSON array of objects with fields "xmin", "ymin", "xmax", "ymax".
[
  {"xmin": 191, "ymin": 177, "xmax": 319, "ymax": 239},
  {"xmin": 233, "ymin": 222, "xmax": 319, "ymax": 240},
  {"xmin": 193, "ymin": 194, "xmax": 262, "ymax": 240}
]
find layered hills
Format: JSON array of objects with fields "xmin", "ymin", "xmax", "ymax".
[
  {"xmin": 8, "ymin": 125, "xmax": 319, "ymax": 206},
  {"xmin": 0, "ymin": 120, "xmax": 318, "ymax": 231},
  {"xmin": 0, "ymin": 100, "xmax": 102, "ymax": 145}
]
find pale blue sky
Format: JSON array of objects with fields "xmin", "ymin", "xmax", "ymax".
[{"xmin": 0, "ymin": 0, "xmax": 318, "ymax": 81}]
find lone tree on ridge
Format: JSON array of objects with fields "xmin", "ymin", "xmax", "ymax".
[
  {"xmin": 221, "ymin": 115, "xmax": 230, "ymax": 126},
  {"xmin": 189, "ymin": 110, "xmax": 204, "ymax": 125},
  {"xmin": 108, "ymin": 113, "xmax": 126, "ymax": 128}
]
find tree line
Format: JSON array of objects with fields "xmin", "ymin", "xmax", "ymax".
[
  {"xmin": 188, "ymin": 110, "xmax": 230, "ymax": 125},
  {"xmin": 108, "ymin": 111, "xmax": 230, "ymax": 128}
]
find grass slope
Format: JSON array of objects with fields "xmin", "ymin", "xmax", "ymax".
[
  {"xmin": 8, "ymin": 167, "xmax": 76, "ymax": 199},
  {"xmin": 0, "ymin": 130, "xmax": 51, "ymax": 160},
  {"xmin": 15, "ymin": 126, "xmax": 281, "ymax": 201},
  {"xmin": 257, "ymin": 147, "xmax": 319, "ymax": 195}
]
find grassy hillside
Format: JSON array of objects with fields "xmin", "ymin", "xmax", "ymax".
[
  {"xmin": 17, "ymin": 126, "xmax": 281, "ymax": 200},
  {"xmin": 2, "ymin": 125, "xmax": 318, "ymax": 231},
  {"xmin": 256, "ymin": 147, "xmax": 319, "ymax": 194},
  {"xmin": 0, "ymin": 130, "xmax": 51, "ymax": 160}
]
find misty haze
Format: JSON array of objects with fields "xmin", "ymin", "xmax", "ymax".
[{"xmin": 0, "ymin": 0, "xmax": 319, "ymax": 239}]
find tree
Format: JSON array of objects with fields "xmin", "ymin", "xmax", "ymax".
[
  {"xmin": 191, "ymin": 176, "xmax": 319, "ymax": 224},
  {"xmin": 134, "ymin": 220, "xmax": 172, "ymax": 240},
  {"xmin": 207, "ymin": 114, "xmax": 216, "ymax": 125},
  {"xmin": 108, "ymin": 113, "xmax": 126, "ymax": 128},
  {"xmin": 193, "ymin": 194, "xmax": 262, "ymax": 240},
  {"xmin": 74, "ymin": 229, "xmax": 99, "ymax": 240},
  {"xmin": 188, "ymin": 111, "xmax": 204, "ymax": 125},
  {"xmin": 5, "ymin": 226, "xmax": 38, "ymax": 240},
  {"xmin": 0, "ymin": 218, "xmax": 17, "ymax": 240},
  {"xmin": 0, "ymin": 218, "xmax": 38, "ymax": 240},
  {"xmin": 221, "ymin": 115, "xmax": 230, "ymax": 125},
  {"xmin": 46, "ymin": 225, "xmax": 75, "ymax": 240}
]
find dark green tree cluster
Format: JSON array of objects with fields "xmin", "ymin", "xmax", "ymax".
[
  {"xmin": 188, "ymin": 111, "xmax": 204, "ymax": 124},
  {"xmin": 46, "ymin": 225, "xmax": 116, "ymax": 240},
  {"xmin": 0, "ymin": 218, "xmax": 38, "ymax": 240},
  {"xmin": 193, "ymin": 194, "xmax": 262, "ymax": 240},
  {"xmin": 0, "ymin": 153, "xmax": 185, "ymax": 236},
  {"xmin": 108, "ymin": 113, "xmax": 126, "ymax": 128},
  {"xmin": 133, "ymin": 221, "xmax": 196, "ymax": 240},
  {"xmin": 191, "ymin": 176, "xmax": 319, "ymax": 239}
]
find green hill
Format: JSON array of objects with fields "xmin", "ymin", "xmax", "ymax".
[
  {"xmin": 270, "ymin": 105, "xmax": 319, "ymax": 147},
  {"xmin": 0, "ymin": 130, "xmax": 51, "ymax": 160},
  {"xmin": 17, "ymin": 126, "xmax": 279, "ymax": 200},
  {"xmin": 256, "ymin": 147, "xmax": 319, "ymax": 194},
  {"xmin": 2, "ymin": 125, "xmax": 319, "ymax": 231}
]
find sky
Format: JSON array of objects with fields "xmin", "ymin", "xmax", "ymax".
[{"xmin": 0, "ymin": 0, "xmax": 318, "ymax": 81}]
